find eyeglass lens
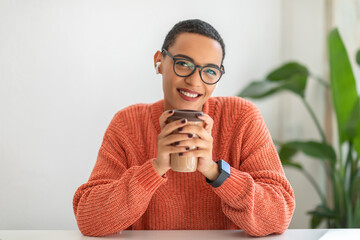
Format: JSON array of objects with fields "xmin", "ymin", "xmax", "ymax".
[{"xmin": 174, "ymin": 59, "xmax": 221, "ymax": 84}]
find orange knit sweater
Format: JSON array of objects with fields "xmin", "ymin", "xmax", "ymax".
[{"xmin": 73, "ymin": 97, "xmax": 295, "ymax": 237}]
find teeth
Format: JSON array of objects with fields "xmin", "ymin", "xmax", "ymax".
[{"xmin": 179, "ymin": 90, "xmax": 199, "ymax": 98}]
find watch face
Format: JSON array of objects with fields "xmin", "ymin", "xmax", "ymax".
[{"xmin": 220, "ymin": 160, "xmax": 231, "ymax": 176}]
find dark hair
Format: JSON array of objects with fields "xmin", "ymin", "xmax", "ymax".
[{"xmin": 161, "ymin": 19, "xmax": 225, "ymax": 63}]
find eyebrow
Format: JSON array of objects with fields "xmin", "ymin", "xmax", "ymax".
[
  {"xmin": 173, "ymin": 53, "xmax": 221, "ymax": 69},
  {"xmin": 173, "ymin": 54, "xmax": 195, "ymax": 62}
]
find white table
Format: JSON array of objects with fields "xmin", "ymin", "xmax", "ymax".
[{"xmin": 0, "ymin": 229, "xmax": 359, "ymax": 240}]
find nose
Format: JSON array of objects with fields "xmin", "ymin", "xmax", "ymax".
[{"xmin": 184, "ymin": 68, "xmax": 203, "ymax": 86}]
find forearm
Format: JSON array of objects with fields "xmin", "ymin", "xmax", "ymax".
[
  {"xmin": 213, "ymin": 168, "xmax": 295, "ymax": 237},
  {"xmin": 73, "ymin": 159, "xmax": 167, "ymax": 236}
]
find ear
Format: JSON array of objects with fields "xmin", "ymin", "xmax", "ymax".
[{"xmin": 153, "ymin": 51, "xmax": 163, "ymax": 74}]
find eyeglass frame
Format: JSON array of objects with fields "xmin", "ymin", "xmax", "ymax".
[{"xmin": 162, "ymin": 48, "xmax": 225, "ymax": 85}]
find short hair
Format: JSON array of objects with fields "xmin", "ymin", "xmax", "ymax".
[{"xmin": 161, "ymin": 19, "xmax": 225, "ymax": 64}]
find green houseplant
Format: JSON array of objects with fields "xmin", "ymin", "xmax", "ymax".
[{"xmin": 238, "ymin": 28, "xmax": 360, "ymax": 228}]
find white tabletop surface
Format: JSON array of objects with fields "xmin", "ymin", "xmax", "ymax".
[{"xmin": 0, "ymin": 229, "xmax": 359, "ymax": 240}]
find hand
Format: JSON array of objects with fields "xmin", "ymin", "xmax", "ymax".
[
  {"xmin": 153, "ymin": 110, "xmax": 190, "ymax": 176},
  {"xmin": 176, "ymin": 113, "xmax": 220, "ymax": 180}
]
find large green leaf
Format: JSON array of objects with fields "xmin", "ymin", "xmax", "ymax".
[
  {"xmin": 349, "ymin": 97, "xmax": 360, "ymax": 158},
  {"xmin": 351, "ymin": 171, "xmax": 360, "ymax": 227},
  {"xmin": 279, "ymin": 143, "xmax": 298, "ymax": 160},
  {"xmin": 354, "ymin": 198, "xmax": 360, "ymax": 227},
  {"xmin": 282, "ymin": 75, "xmax": 307, "ymax": 97},
  {"xmin": 238, "ymin": 75, "xmax": 307, "ymax": 99},
  {"xmin": 310, "ymin": 214, "xmax": 324, "ymax": 229},
  {"xmin": 282, "ymin": 141, "xmax": 337, "ymax": 165},
  {"xmin": 328, "ymin": 28, "xmax": 359, "ymax": 144},
  {"xmin": 276, "ymin": 142, "xmax": 303, "ymax": 170},
  {"xmin": 267, "ymin": 62, "xmax": 309, "ymax": 81},
  {"xmin": 346, "ymin": 97, "xmax": 360, "ymax": 139},
  {"xmin": 355, "ymin": 137, "xmax": 360, "ymax": 159},
  {"xmin": 308, "ymin": 204, "xmax": 337, "ymax": 228},
  {"xmin": 281, "ymin": 160, "xmax": 303, "ymax": 170},
  {"xmin": 351, "ymin": 171, "xmax": 360, "ymax": 199},
  {"xmin": 237, "ymin": 81, "xmax": 282, "ymax": 99}
]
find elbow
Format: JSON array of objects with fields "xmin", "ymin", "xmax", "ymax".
[
  {"xmin": 73, "ymin": 201, "xmax": 117, "ymax": 237},
  {"xmin": 266, "ymin": 193, "xmax": 295, "ymax": 236},
  {"xmin": 74, "ymin": 204, "xmax": 130, "ymax": 237},
  {"xmin": 245, "ymin": 220, "xmax": 291, "ymax": 237},
  {"xmin": 77, "ymin": 225, "xmax": 101, "ymax": 237},
  {"xmin": 268, "ymin": 193, "xmax": 296, "ymax": 236},
  {"xmin": 75, "ymin": 217, "xmax": 123, "ymax": 237},
  {"xmin": 247, "ymin": 194, "xmax": 296, "ymax": 237}
]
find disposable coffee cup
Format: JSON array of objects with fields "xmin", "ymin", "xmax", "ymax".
[{"xmin": 167, "ymin": 109, "xmax": 204, "ymax": 172}]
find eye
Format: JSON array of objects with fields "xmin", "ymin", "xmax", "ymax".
[
  {"xmin": 204, "ymin": 68, "xmax": 217, "ymax": 76},
  {"xmin": 176, "ymin": 60, "xmax": 195, "ymax": 70},
  {"xmin": 176, "ymin": 61, "xmax": 187, "ymax": 66}
]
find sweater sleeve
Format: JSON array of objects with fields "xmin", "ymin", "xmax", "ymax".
[
  {"xmin": 212, "ymin": 117, "xmax": 295, "ymax": 237},
  {"xmin": 73, "ymin": 122, "xmax": 167, "ymax": 236}
]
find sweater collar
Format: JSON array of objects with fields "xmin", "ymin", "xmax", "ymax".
[{"xmin": 151, "ymin": 98, "xmax": 214, "ymax": 134}]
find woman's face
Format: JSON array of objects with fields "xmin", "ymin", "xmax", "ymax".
[{"xmin": 154, "ymin": 33, "xmax": 223, "ymax": 111}]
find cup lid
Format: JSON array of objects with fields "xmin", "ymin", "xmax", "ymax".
[{"xmin": 167, "ymin": 109, "xmax": 204, "ymax": 122}]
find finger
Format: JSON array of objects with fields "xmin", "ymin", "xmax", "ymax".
[
  {"xmin": 178, "ymin": 149, "xmax": 210, "ymax": 158},
  {"xmin": 159, "ymin": 118, "xmax": 188, "ymax": 139},
  {"xmin": 178, "ymin": 124, "xmax": 211, "ymax": 141},
  {"xmin": 159, "ymin": 133, "xmax": 192, "ymax": 146},
  {"xmin": 159, "ymin": 110, "xmax": 175, "ymax": 129},
  {"xmin": 176, "ymin": 138, "xmax": 210, "ymax": 149},
  {"xmin": 163, "ymin": 145, "xmax": 190, "ymax": 154},
  {"xmin": 196, "ymin": 113, "xmax": 214, "ymax": 133}
]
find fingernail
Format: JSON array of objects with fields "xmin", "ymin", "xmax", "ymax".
[
  {"xmin": 181, "ymin": 119, "xmax": 186, "ymax": 124},
  {"xmin": 179, "ymin": 153, "xmax": 183, "ymax": 156},
  {"xmin": 174, "ymin": 141, "xmax": 180, "ymax": 146},
  {"xmin": 168, "ymin": 110, "xmax": 174, "ymax": 114},
  {"xmin": 188, "ymin": 134, "xmax": 193, "ymax": 138},
  {"xmin": 185, "ymin": 147, "xmax": 190, "ymax": 151},
  {"xmin": 178, "ymin": 127, "xmax": 183, "ymax": 131},
  {"xmin": 196, "ymin": 113, "xmax": 203, "ymax": 117}
]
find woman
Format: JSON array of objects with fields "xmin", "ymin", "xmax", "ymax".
[{"xmin": 73, "ymin": 19, "xmax": 295, "ymax": 237}]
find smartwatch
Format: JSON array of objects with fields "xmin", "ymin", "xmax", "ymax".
[{"xmin": 206, "ymin": 160, "xmax": 231, "ymax": 188}]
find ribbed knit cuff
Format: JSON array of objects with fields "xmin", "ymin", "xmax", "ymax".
[
  {"xmin": 134, "ymin": 158, "xmax": 168, "ymax": 193},
  {"xmin": 212, "ymin": 167, "xmax": 254, "ymax": 208}
]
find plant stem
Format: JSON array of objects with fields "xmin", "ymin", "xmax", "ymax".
[
  {"xmin": 301, "ymin": 167, "xmax": 327, "ymax": 205},
  {"xmin": 302, "ymin": 98, "xmax": 327, "ymax": 143},
  {"xmin": 338, "ymin": 142, "xmax": 344, "ymax": 181},
  {"xmin": 332, "ymin": 171, "xmax": 342, "ymax": 227},
  {"xmin": 301, "ymin": 97, "xmax": 333, "ymax": 217},
  {"xmin": 346, "ymin": 142, "xmax": 353, "ymax": 190},
  {"xmin": 346, "ymin": 142, "xmax": 355, "ymax": 227},
  {"xmin": 310, "ymin": 74, "xmax": 330, "ymax": 88}
]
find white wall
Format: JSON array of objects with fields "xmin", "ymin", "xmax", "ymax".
[{"xmin": 0, "ymin": 0, "xmax": 284, "ymax": 230}]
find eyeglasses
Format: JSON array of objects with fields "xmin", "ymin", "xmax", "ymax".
[{"xmin": 162, "ymin": 49, "xmax": 225, "ymax": 85}]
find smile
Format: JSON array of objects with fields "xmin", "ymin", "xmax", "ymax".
[
  {"xmin": 177, "ymin": 88, "xmax": 202, "ymax": 102},
  {"xmin": 179, "ymin": 89, "xmax": 199, "ymax": 98}
]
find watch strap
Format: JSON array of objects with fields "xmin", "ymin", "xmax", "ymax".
[{"xmin": 206, "ymin": 160, "xmax": 231, "ymax": 188}]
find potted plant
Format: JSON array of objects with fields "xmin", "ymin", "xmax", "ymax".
[{"xmin": 238, "ymin": 28, "xmax": 360, "ymax": 228}]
